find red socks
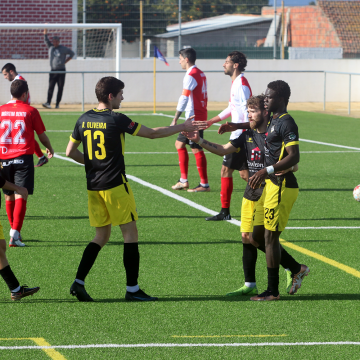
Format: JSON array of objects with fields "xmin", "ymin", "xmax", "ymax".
[
  {"xmin": 12, "ymin": 198, "xmax": 27, "ymax": 233},
  {"xmin": 5, "ymin": 200, "xmax": 15, "ymax": 229},
  {"xmin": 177, "ymin": 148, "xmax": 189, "ymax": 180},
  {"xmin": 34, "ymin": 140, "xmax": 43, "ymax": 158},
  {"xmin": 194, "ymin": 151, "xmax": 208, "ymax": 184},
  {"xmin": 220, "ymin": 177, "xmax": 233, "ymax": 208}
]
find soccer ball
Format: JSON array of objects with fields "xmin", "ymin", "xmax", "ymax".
[{"xmin": 353, "ymin": 185, "xmax": 360, "ymax": 202}]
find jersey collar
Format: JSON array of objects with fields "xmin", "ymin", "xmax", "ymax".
[{"xmin": 186, "ymin": 64, "xmax": 197, "ymax": 75}]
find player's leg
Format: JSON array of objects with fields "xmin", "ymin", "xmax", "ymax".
[
  {"xmin": 187, "ymin": 129, "xmax": 209, "ymax": 192},
  {"xmin": 172, "ymin": 134, "xmax": 189, "ymax": 190},
  {"xmin": 55, "ymin": 73, "xmax": 66, "ymax": 108},
  {"xmin": 206, "ymin": 164, "xmax": 234, "ymax": 220},
  {"xmin": 70, "ymin": 189, "xmax": 112, "ymax": 302},
  {"xmin": 71, "ymin": 224, "xmax": 111, "ymax": 302},
  {"xmin": 34, "ymin": 140, "xmax": 48, "ymax": 166},
  {"xmin": 0, "ymin": 234, "xmax": 39, "ymax": 300},
  {"xmin": 43, "ymin": 73, "xmax": 56, "ymax": 108},
  {"xmin": 120, "ymin": 221, "xmax": 156, "ymax": 301},
  {"xmin": 9, "ymin": 155, "xmax": 34, "ymax": 247}
]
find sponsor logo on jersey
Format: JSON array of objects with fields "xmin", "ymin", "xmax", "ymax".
[
  {"xmin": 251, "ymin": 147, "xmax": 261, "ymax": 161},
  {"xmin": 288, "ymin": 132, "xmax": 297, "ymax": 140},
  {"xmin": 128, "ymin": 122, "xmax": 135, "ymax": 129},
  {"xmin": 247, "ymin": 160, "xmax": 264, "ymax": 168},
  {"xmin": 246, "ymin": 137, "xmax": 252, "ymax": 143}
]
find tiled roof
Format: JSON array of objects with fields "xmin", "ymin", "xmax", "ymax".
[{"xmin": 318, "ymin": 1, "xmax": 360, "ymax": 54}]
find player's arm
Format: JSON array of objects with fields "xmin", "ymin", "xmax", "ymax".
[
  {"xmin": 182, "ymin": 131, "xmax": 237, "ymax": 156},
  {"xmin": 37, "ymin": 132, "xmax": 54, "ymax": 158},
  {"xmin": 204, "ymin": 105, "xmax": 231, "ymax": 129},
  {"xmin": 171, "ymin": 75, "xmax": 197, "ymax": 126},
  {"xmin": 218, "ymin": 121, "xmax": 250, "ymax": 135},
  {"xmin": 137, "ymin": 116, "xmax": 201, "ymax": 139},
  {"xmin": 170, "ymin": 110, "xmax": 183, "ymax": 126},
  {"xmin": 249, "ymin": 145, "xmax": 300, "ymax": 189},
  {"xmin": 66, "ymin": 139, "xmax": 84, "ymax": 164},
  {"xmin": 275, "ymin": 163, "xmax": 299, "ymax": 175},
  {"xmin": 65, "ymin": 48, "xmax": 75, "ymax": 64},
  {"xmin": 43, "ymin": 29, "xmax": 52, "ymax": 48}
]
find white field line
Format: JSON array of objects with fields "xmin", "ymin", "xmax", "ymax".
[
  {"xmin": 1, "ymin": 341, "xmax": 360, "ymax": 350},
  {"xmin": 53, "ymin": 155, "xmax": 360, "ymax": 230}
]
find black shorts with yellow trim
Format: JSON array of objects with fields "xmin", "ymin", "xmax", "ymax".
[
  {"xmin": 87, "ymin": 182, "xmax": 138, "ymax": 227},
  {"xmin": 253, "ymin": 179, "xmax": 298, "ymax": 232},
  {"xmin": 222, "ymin": 151, "xmax": 247, "ymax": 171},
  {"xmin": 177, "ymin": 130, "xmax": 204, "ymax": 150}
]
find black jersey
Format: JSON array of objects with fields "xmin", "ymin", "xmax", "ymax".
[
  {"xmin": 264, "ymin": 113, "xmax": 299, "ymax": 188},
  {"xmin": 70, "ymin": 108, "xmax": 141, "ymax": 191},
  {"xmin": 230, "ymin": 129, "xmax": 266, "ymax": 201}
]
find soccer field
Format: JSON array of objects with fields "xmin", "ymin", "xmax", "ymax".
[{"xmin": 1, "ymin": 110, "xmax": 360, "ymax": 359}]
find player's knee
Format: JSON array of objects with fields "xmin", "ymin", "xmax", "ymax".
[{"xmin": 221, "ymin": 166, "xmax": 232, "ymax": 177}]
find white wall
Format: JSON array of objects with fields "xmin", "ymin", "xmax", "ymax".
[{"xmin": 1, "ymin": 58, "xmax": 359, "ymax": 104}]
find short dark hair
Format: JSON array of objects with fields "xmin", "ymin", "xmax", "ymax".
[
  {"xmin": 2, "ymin": 63, "xmax": 16, "ymax": 73},
  {"xmin": 179, "ymin": 48, "xmax": 196, "ymax": 63},
  {"xmin": 11, "ymin": 79, "xmax": 28, "ymax": 99},
  {"xmin": 95, "ymin": 77, "xmax": 124, "ymax": 104},
  {"xmin": 227, "ymin": 51, "xmax": 247, "ymax": 72},
  {"xmin": 247, "ymin": 94, "xmax": 265, "ymax": 111},
  {"xmin": 267, "ymin": 80, "xmax": 291, "ymax": 105}
]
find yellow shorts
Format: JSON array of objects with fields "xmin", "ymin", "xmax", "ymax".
[
  {"xmin": 253, "ymin": 179, "xmax": 298, "ymax": 232},
  {"xmin": 240, "ymin": 198, "xmax": 256, "ymax": 233},
  {"xmin": 87, "ymin": 183, "xmax": 138, "ymax": 227}
]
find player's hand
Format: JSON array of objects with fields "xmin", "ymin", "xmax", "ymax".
[
  {"xmin": 182, "ymin": 116, "xmax": 196, "ymax": 131},
  {"xmin": 46, "ymin": 148, "xmax": 54, "ymax": 159},
  {"xmin": 218, "ymin": 121, "xmax": 237, "ymax": 135},
  {"xmin": 182, "ymin": 131, "xmax": 199, "ymax": 143},
  {"xmin": 192, "ymin": 120, "xmax": 208, "ymax": 130},
  {"xmin": 170, "ymin": 118, "xmax": 177, "ymax": 126},
  {"xmin": 44, "ymin": 28, "xmax": 48, "ymax": 35},
  {"xmin": 16, "ymin": 186, "xmax": 28, "ymax": 200},
  {"xmin": 249, "ymin": 168, "xmax": 267, "ymax": 189}
]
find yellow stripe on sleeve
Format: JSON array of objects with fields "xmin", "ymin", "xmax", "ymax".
[
  {"xmin": 285, "ymin": 141, "xmax": 299, "ymax": 147},
  {"xmin": 132, "ymin": 124, "xmax": 142, "ymax": 136},
  {"xmin": 69, "ymin": 135, "xmax": 81, "ymax": 144}
]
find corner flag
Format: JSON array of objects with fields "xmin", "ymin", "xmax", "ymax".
[{"xmin": 154, "ymin": 46, "xmax": 169, "ymax": 66}]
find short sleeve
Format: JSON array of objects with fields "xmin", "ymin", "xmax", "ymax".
[
  {"xmin": 70, "ymin": 119, "xmax": 82, "ymax": 143},
  {"xmin": 116, "ymin": 113, "xmax": 141, "ymax": 136},
  {"xmin": 281, "ymin": 119, "xmax": 299, "ymax": 147},
  {"xmin": 32, "ymin": 109, "xmax": 46, "ymax": 135},
  {"xmin": 230, "ymin": 132, "xmax": 246, "ymax": 153}
]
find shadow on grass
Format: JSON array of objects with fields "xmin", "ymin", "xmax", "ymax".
[
  {"xmin": 17, "ymin": 239, "xmax": 241, "ymax": 247},
  {"xmin": 300, "ymin": 188, "xmax": 353, "ymax": 192},
  {"xmin": 2, "ymin": 293, "xmax": 360, "ymax": 304}
]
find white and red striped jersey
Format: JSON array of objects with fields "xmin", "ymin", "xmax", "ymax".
[
  {"xmin": 176, "ymin": 65, "xmax": 207, "ymax": 121},
  {"xmin": 0, "ymin": 100, "xmax": 45, "ymax": 159},
  {"xmin": 11, "ymin": 74, "xmax": 31, "ymax": 105},
  {"xmin": 218, "ymin": 73, "xmax": 252, "ymax": 140}
]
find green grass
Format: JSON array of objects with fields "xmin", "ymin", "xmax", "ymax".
[{"xmin": 1, "ymin": 110, "xmax": 360, "ymax": 359}]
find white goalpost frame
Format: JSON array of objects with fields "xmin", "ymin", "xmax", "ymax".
[{"xmin": 0, "ymin": 23, "xmax": 122, "ymax": 77}]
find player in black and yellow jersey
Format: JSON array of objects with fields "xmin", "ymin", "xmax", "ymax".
[
  {"xmin": 66, "ymin": 76, "xmax": 201, "ymax": 302},
  {"xmin": 217, "ymin": 81, "xmax": 309, "ymax": 301},
  {"xmin": 184, "ymin": 94, "xmax": 306, "ymax": 299}
]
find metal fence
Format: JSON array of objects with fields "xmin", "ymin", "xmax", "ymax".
[
  {"xmin": 8, "ymin": 69, "xmax": 359, "ymax": 115},
  {"xmin": 80, "ymin": 0, "xmax": 360, "ymax": 60}
]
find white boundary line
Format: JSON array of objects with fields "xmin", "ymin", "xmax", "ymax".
[{"xmin": 1, "ymin": 341, "xmax": 360, "ymax": 350}]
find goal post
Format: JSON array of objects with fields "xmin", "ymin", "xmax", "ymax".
[
  {"xmin": 0, "ymin": 23, "xmax": 122, "ymax": 76},
  {"xmin": 0, "ymin": 23, "xmax": 122, "ymax": 107}
]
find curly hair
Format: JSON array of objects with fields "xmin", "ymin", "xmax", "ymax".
[
  {"xmin": 227, "ymin": 51, "xmax": 247, "ymax": 72},
  {"xmin": 267, "ymin": 80, "xmax": 291, "ymax": 105},
  {"xmin": 247, "ymin": 94, "xmax": 265, "ymax": 111}
]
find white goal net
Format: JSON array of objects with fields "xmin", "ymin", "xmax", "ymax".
[{"xmin": 0, "ymin": 24, "xmax": 121, "ymax": 106}]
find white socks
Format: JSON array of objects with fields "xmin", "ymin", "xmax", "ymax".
[{"xmin": 126, "ymin": 284, "xmax": 139, "ymax": 293}]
